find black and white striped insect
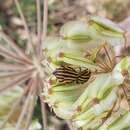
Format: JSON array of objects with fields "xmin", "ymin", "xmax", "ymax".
[{"xmin": 53, "ymin": 64, "xmax": 91, "ymax": 84}]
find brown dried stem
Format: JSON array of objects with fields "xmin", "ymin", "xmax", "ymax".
[
  {"xmin": 40, "ymin": 97, "xmax": 48, "ymax": 130},
  {"xmin": 24, "ymin": 77, "xmax": 38, "ymax": 130},
  {"xmin": 39, "ymin": 78, "xmax": 48, "ymax": 130},
  {"xmin": 14, "ymin": 0, "xmax": 33, "ymax": 54},
  {"xmin": 36, "ymin": 0, "xmax": 42, "ymax": 58},
  {"xmin": 15, "ymin": 93, "xmax": 32, "ymax": 129},
  {"xmin": 0, "ymin": 44, "xmax": 30, "ymax": 64},
  {"xmin": 0, "ymin": 62, "xmax": 28, "ymax": 71},
  {"xmin": 0, "ymin": 82, "xmax": 31, "ymax": 129},
  {"xmin": 0, "ymin": 31, "xmax": 31, "ymax": 64},
  {"xmin": 0, "ymin": 68, "xmax": 34, "ymax": 79},
  {"xmin": 24, "ymin": 95, "xmax": 36, "ymax": 130},
  {"xmin": 41, "ymin": 0, "xmax": 48, "ymax": 59},
  {"xmin": 36, "ymin": 1, "xmax": 49, "ymax": 130},
  {"xmin": 0, "ymin": 71, "xmax": 32, "ymax": 92},
  {"xmin": 15, "ymin": 76, "xmax": 38, "ymax": 129}
]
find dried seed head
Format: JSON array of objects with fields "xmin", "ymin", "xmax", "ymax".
[{"xmin": 43, "ymin": 16, "xmax": 130, "ymax": 130}]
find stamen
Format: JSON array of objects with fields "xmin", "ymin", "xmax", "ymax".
[
  {"xmin": 103, "ymin": 44, "xmax": 113, "ymax": 66},
  {"xmin": 96, "ymin": 58, "xmax": 111, "ymax": 72}
]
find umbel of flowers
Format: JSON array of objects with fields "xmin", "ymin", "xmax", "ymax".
[{"xmin": 42, "ymin": 16, "xmax": 130, "ymax": 130}]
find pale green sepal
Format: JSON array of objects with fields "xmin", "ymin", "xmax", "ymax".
[
  {"xmin": 90, "ymin": 16, "xmax": 124, "ymax": 35},
  {"xmin": 99, "ymin": 108, "xmax": 126, "ymax": 130},
  {"xmin": 60, "ymin": 20, "xmax": 91, "ymax": 42},
  {"xmin": 108, "ymin": 112, "xmax": 130, "ymax": 130},
  {"xmin": 57, "ymin": 53, "xmax": 98, "ymax": 70}
]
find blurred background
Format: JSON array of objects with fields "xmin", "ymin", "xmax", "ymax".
[
  {"xmin": 0, "ymin": 0, "xmax": 130, "ymax": 40},
  {"xmin": 0, "ymin": 0, "xmax": 130, "ymax": 130},
  {"xmin": 1, "ymin": 0, "xmax": 130, "ymax": 35}
]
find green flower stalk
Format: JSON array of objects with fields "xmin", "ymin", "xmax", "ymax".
[{"xmin": 42, "ymin": 16, "xmax": 129, "ymax": 130}]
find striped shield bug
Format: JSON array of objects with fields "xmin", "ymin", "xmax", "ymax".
[{"xmin": 53, "ymin": 64, "xmax": 91, "ymax": 84}]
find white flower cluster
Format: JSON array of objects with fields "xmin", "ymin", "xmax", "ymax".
[{"xmin": 42, "ymin": 16, "xmax": 130, "ymax": 130}]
